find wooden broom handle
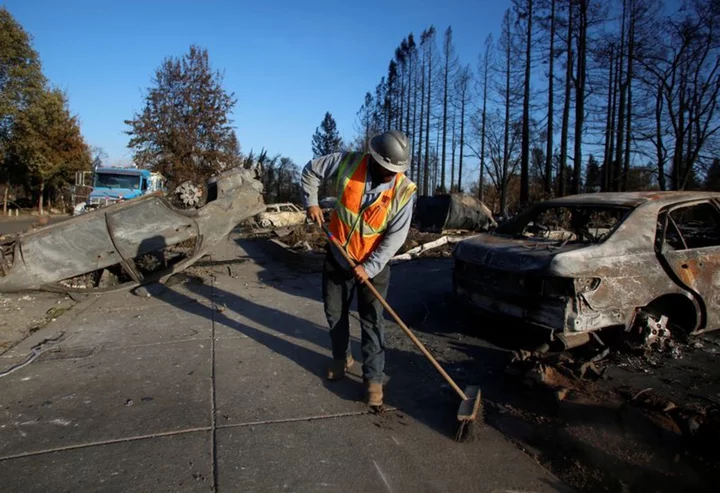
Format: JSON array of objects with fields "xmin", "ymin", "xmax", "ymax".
[{"xmin": 322, "ymin": 225, "xmax": 468, "ymax": 401}]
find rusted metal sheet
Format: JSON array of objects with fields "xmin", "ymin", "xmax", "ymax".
[
  {"xmin": 662, "ymin": 247, "xmax": 720, "ymax": 332},
  {"xmin": 0, "ymin": 168, "xmax": 265, "ymax": 293}
]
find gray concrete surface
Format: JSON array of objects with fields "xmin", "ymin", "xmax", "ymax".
[
  {"xmin": 0, "ymin": 234, "xmax": 567, "ymax": 493},
  {"xmin": 0, "ymin": 291, "xmax": 76, "ymax": 351}
]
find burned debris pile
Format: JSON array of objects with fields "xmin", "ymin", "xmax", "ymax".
[
  {"xmin": 252, "ymin": 192, "xmax": 498, "ymax": 262},
  {"xmin": 505, "ymin": 327, "xmax": 720, "ymax": 454}
]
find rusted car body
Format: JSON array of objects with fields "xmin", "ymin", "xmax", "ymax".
[
  {"xmin": 0, "ymin": 168, "xmax": 265, "ymax": 293},
  {"xmin": 453, "ymin": 192, "xmax": 720, "ymax": 343}
]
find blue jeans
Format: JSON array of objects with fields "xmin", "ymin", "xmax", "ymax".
[{"xmin": 322, "ymin": 252, "xmax": 390, "ymax": 384}]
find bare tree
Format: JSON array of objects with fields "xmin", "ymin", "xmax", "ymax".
[
  {"xmin": 495, "ymin": 10, "xmax": 524, "ymax": 212},
  {"xmin": 485, "ymin": 111, "xmax": 522, "ymax": 214},
  {"xmin": 572, "ymin": 0, "xmax": 589, "ymax": 195},
  {"xmin": 639, "ymin": 0, "xmax": 720, "ymax": 190},
  {"xmin": 385, "ymin": 60, "xmax": 399, "ymax": 132},
  {"xmin": 543, "ymin": 0, "xmax": 557, "ymax": 196},
  {"xmin": 354, "ymin": 92, "xmax": 375, "ymax": 152},
  {"xmin": 407, "ymin": 35, "xmax": 418, "ymax": 183},
  {"xmin": 395, "ymin": 45, "xmax": 406, "ymax": 133},
  {"xmin": 515, "ymin": 0, "xmax": 534, "ymax": 205},
  {"xmin": 450, "ymin": 105, "xmax": 458, "ymax": 191},
  {"xmin": 455, "ymin": 65, "xmax": 472, "ymax": 192},
  {"xmin": 558, "ymin": 1, "xmax": 573, "ymax": 197},
  {"xmin": 478, "ymin": 35, "xmax": 493, "ymax": 201},
  {"xmin": 503, "ymin": 11, "xmax": 513, "ymax": 210},
  {"xmin": 613, "ymin": 0, "xmax": 629, "ymax": 191},
  {"xmin": 416, "ymin": 31, "xmax": 427, "ymax": 192},
  {"xmin": 613, "ymin": 0, "xmax": 665, "ymax": 190},
  {"xmin": 423, "ymin": 27, "xmax": 437, "ymax": 197},
  {"xmin": 601, "ymin": 42, "xmax": 616, "ymax": 191},
  {"xmin": 622, "ymin": 0, "xmax": 636, "ymax": 190},
  {"xmin": 440, "ymin": 27, "xmax": 458, "ymax": 193}
]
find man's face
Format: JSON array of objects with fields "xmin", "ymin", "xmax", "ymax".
[{"xmin": 370, "ymin": 158, "xmax": 397, "ymax": 184}]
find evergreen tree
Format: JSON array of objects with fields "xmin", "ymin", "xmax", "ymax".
[
  {"xmin": 311, "ymin": 111, "xmax": 343, "ymax": 199},
  {"xmin": 585, "ymin": 154, "xmax": 601, "ymax": 192},
  {"xmin": 705, "ymin": 158, "xmax": 720, "ymax": 191},
  {"xmin": 125, "ymin": 45, "xmax": 239, "ymax": 185},
  {"xmin": 311, "ymin": 111, "xmax": 343, "ymax": 158}
]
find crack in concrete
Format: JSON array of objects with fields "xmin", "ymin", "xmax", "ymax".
[
  {"xmin": 0, "ymin": 426, "xmax": 211, "ymax": 461},
  {"xmin": 0, "ymin": 410, "xmax": 383, "ymax": 462},
  {"xmin": 210, "ymin": 257, "xmax": 219, "ymax": 492}
]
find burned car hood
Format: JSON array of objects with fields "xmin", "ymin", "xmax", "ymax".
[{"xmin": 453, "ymin": 233, "xmax": 589, "ymax": 272}]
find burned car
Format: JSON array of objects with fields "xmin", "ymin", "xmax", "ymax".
[
  {"xmin": 254, "ymin": 202, "xmax": 306, "ymax": 228},
  {"xmin": 452, "ymin": 192, "xmax": 720, "ymax": 347},
  {"xmin": 0, "ymin": 168, "xmax": 265, "ymax": 293}
]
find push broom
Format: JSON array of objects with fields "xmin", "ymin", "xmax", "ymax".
[{"xmin": 321, "ymin": 224, "xmax": 482, "ymax": 442}]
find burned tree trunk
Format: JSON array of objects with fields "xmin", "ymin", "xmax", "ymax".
[
  {"xmin": 544, "ymin": 0, "xmax": 556, "ymax": 196},
  {"xmin": 559, "ymin": 1, "xmax": 573, "ymax": 197},
  {"xmin": 602, "ymin": 45, "xmax": 615, "ymax": 192},
  {"xmin": 572, "ymin": 0, "xmax": 588, "ymax": 195}
]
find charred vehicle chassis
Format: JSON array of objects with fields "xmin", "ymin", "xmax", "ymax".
[
  {"xmin": 0, "ymin": 169, "xmax": 265, "ymax": 293},
  {"xmin": 452, "ymin": 192, "xmax": 720, "ymax": 347}
]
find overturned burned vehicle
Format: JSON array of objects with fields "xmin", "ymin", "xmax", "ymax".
[
  {"xmin": 453, "ymin": 192, "xmax": 720, "ymax": 347},
  {"xmin": 415, "ymin": 193, "xmax": 497, "ymax": 232},
  {"xmin": 0, "ymin": 169, "xmax": 265, "ymax": 293}
]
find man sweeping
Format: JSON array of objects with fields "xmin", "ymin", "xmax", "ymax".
[{"xmin": 301, "ymin": 130, "xmax": 417, "ymax": 407}]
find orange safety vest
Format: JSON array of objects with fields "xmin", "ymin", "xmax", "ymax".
[{"xmin": 329, "ymin": 152, "xmax": 417, "ymax": 264}]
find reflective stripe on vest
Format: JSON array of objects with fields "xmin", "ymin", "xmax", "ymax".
[{"xmin": 329, "ymin": 152, "xmax": 416, "ymax": 264}]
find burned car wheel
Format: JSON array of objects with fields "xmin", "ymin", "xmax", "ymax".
[
  {"xmin": 631, "ymin": 294, "xmax": 699, "ymax": 345},
  {"xmin": 170, "ymin": 181, "xmax": 206, "ymax": 209}
]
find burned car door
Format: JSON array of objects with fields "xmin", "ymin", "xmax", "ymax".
[{"xmin": 657, "ymin": 200, "xmax": 720, "ymax": 332}]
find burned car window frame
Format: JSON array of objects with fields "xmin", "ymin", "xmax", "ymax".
[
  {"xmin": 655, "ymin": 210, "xmax": 687, "ymax": 252},
  {"xmin": 656, "ymin": 200, "xmax": 720, "ymax": 253},
  {"xmin": 494, "ymin": 204, "xmax": 633, "ymax": 244}
]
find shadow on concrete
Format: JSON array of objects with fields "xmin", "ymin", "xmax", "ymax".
[
  {"xmin": 238, "ymin": 237, "xmax": 547, "ymax": 352},
  {"xmin": 168, "ymin": 277, "xmax": 491, "ymax": 439},
  {"xmin": 225, "ymin": 237, "xmax": 537, "ymax": 434},
  {"xmin": 136, "ymin": 234, "xmax": 505, "ymax": 441},
  {"xmin": 233, "ymin": 236, "xmax": 719, "ymax": 492}
]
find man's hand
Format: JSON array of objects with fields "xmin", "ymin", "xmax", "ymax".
[
  {"xmin": 352, "ymin": 265, "xmax": 369, "ymax": 283},
  {"xmin": 306, "ymin": 205, "xmax": 324, "ymax": 226}
]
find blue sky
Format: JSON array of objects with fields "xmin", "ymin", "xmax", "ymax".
[{"xmin": 3, "ymin": 0, "xmax": 507, "ymax": 177}]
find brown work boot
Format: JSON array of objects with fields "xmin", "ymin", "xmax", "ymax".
[
  {"xmin": 326, "ymin": 354, "xmax": 355, "ymax": 381},
  {"xmin": 365, "ymin": 381, "xmax": 383, "ymax": 407}
]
